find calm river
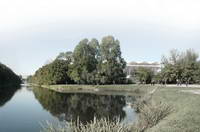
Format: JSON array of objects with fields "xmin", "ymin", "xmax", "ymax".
[{"xmin": 0, "ymin": 85, "xmax": 137, "ymax": 132}]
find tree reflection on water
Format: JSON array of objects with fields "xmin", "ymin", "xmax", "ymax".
[
  {"xmin": 0, "ymin": 86, "xmax": 20, "ymax": 107},
  {"xmin": 33, "ymin": 87, "xmax": 127, "ymax": 124}
]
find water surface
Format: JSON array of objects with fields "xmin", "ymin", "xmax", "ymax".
[{"xmin": 0, "ymin": 86, "xmax": 137, "ymax": 132}]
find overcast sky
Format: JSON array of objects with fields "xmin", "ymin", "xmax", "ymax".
[{"xmin": 0, "ymin": 0, "xmax": 200, "ymax": 75}]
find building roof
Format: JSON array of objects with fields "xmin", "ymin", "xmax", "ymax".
[{"xmin": 128, "ymin": 61, "xmax": 160, "ymax": 66}]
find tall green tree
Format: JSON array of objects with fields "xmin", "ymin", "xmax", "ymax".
[
  {"xmin": 70, "ymin": 39, "xmax": 98, "ymax": 84},
  {"xmin": 88, "ymin": 38, "xmax": 101, "ymax": 84},
  {"xmin": 99, "ymin": 36, "xmax": 126, "ymax": 84},
  {"xmin": 181, "ymin": 49, "xmax": 200, "ymax": 83}
]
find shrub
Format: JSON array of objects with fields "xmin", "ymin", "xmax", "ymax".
[
  {"xmin": 132, "ymin": 99, "xmax": 172, "ymax": 131},
  {"xmin": 41, "ymin": 117, "xmax": 130, "ymax": 132}
]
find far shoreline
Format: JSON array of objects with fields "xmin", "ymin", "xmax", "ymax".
[
  {"xmin": 28, "ymin": 83, "xmax": 200, "ymax": 95},
  {"xmin": 29, "ymin": 84, "xmax": 156, "ymax": 94}
]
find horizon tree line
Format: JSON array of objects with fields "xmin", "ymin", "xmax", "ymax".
[{"xmin": 28, "ymin": 35, "xmax": 200, "ymax": 85}]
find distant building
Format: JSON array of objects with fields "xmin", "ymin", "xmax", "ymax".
[{"xmin": 126, "ymin": 61, "xmax": 162, "ymax": 78}]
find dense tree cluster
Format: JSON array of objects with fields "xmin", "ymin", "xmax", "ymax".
[
  {"xmin": 158, "ymin": 49, "xmax": 200, "ymax": 84},
  {"xmin": 132, "ymin": 67, "xmax": 155, "ymax": 84},
  {"xmin": 29, "ymin": 60, "xmax": 74, "ymax": 85},
  {"xmin": 0, "ymin": 62, "xmax": 21, "ymax": 87},
  {"xmin": 30, "ymin": 36, "xmax": 127, "ymax": 85},
  {"xmin": 129, "ymin": 49, "xmax": 200, "ymax": 85}
]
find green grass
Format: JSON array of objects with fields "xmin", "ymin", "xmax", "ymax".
[
  {"xmin": 147, "ymin": 86, "xmax": 200, "ymax": 132},
  {"xmin": 40, "ymin": 84, "xmax": 155, "ymax": 94}
]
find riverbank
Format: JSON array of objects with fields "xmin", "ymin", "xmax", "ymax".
[
  {"xmin": 35, "ymin": 84, "xmax": 156, "ymax": 95},
  {"xmin": 147, "ymin": 86, "xmax": 200, "ymax": 132},
  {"xmin": 31, "ymin": 84, "xmax": 200, "ymax": 94}
]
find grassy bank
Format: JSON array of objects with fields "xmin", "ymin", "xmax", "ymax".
[
  {"xmin": 147, "ymin": 86, "xmax": 200, "ymax": 132},
  {"xmin": 39, "ymin": 84, "xmax": 155, "ymax": 94}
]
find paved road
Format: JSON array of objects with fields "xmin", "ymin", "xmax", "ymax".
[{"xmin": 161, "ymin": 84, "xmax": 200, "ymax": 88}]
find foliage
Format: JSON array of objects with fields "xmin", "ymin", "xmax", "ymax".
[
  {"xmin": 26, "ymin": 75, "xmax": 33, "ymax": 83},
  {"xmin": 160, "ymin": 49, "xmax": 200, "ymax": 84},
  {"xmin": 98, "ymin": 36, "xmax": 127, "ymax": 84},
  {"xmin": 31, "ymin": 60, "xmax": 73, "ymax": 85},
  {"xmin": 0, "ymin": 62, "xmax": 21, "ymax": 87},
  {"xmin": 132, "ymin": 67, "xmax": 155, "ymax": 84},
  {"xmin": 69, "ymin": 39, "xmax": 99, "ymax": 84},
  {"xmin": 56, "ymin": 51, "xmax": 73, "ymax": 63},
  {"xmin": 32, "ymin": 36, "xmax": 127, "ymax": 85}
]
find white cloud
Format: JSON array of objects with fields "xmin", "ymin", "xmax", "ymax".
[{"xmin": 0, "ymin": 0, "xmax": 200, "ymax": 30}]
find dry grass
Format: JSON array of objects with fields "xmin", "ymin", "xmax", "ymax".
[
  {"xmin": 41, "ymin": 98, "xmax": 172, "ymax": 132},
  {"xmin": 41, "ymin": 117, "xmax": 130, "ymax": 132},
  {"xmin": 132, "ymin": 100, "xmax": 172, "ymax": 132}
]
